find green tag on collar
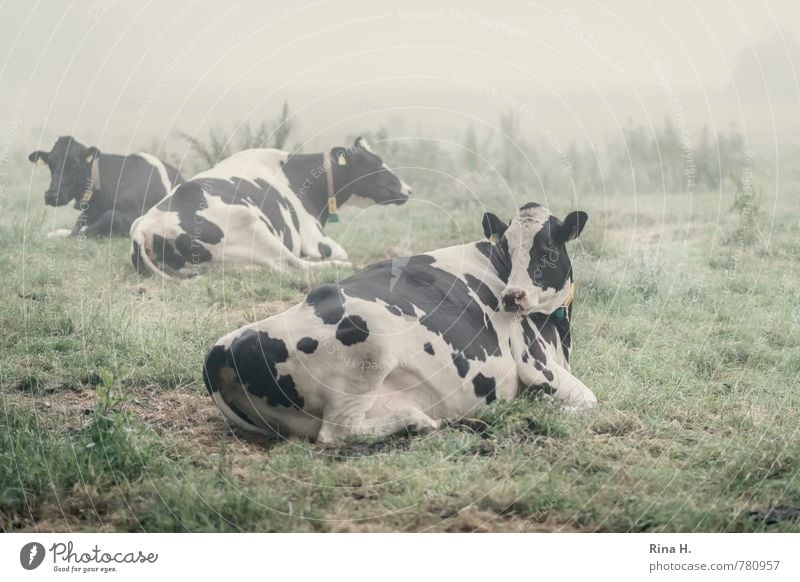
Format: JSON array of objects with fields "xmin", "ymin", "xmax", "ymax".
[
  {"xmin": 552, "ymin": 307, "xmax": 567, "ymax": 321},
  {"xmin": 328, "ymin": 212, "xmax": 339, "ymax": 223}
]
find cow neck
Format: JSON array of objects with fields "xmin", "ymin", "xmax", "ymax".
[{"xmin": 282, "ymin": 152, "xmax": 349, "ymax": 227}]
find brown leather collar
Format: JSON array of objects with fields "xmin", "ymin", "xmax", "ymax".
[
  {"xmin": 322, "ymin": 150, "xmax": 337, "ymax": 214},
  {"xmin": 80, "ymin": 156, "xmax": 101, "ymax": 204}
]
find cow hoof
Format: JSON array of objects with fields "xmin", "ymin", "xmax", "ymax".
[
  {"xmin": 564, "ymin": 395, "xmax": 598, "ymax": 413},
  {"xmin": 409, "ymin": 415, "xmax": 440, "ymax": 434},
  {"xmin": 47, "ymin": 229, "xmax": 72, "ymax": 238}
]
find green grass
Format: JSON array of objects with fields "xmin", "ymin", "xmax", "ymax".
[{"xmin": 1, "ymin": 158, "xmax": 799, "ymax": 532}]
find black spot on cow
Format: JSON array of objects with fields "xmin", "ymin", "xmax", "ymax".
[
  {"xmin": 532, "ymin": 383, "xmax": 557, "ymax": 396},
  {"xmin": 530, "ymin": 312, "xmax": 558, "ymax": 348},
  {"xmin": 306, "ymin": 284, "xmax": 345, "ymax": 324},
  {"xmin": 532, "ymin": 358, "xmax": 554, "ymax": 382},
  {"xmin": 332, "ymin": 254, "xmax": 502, "ymax": 363},
  {"xmin": 226, "ymin": 329, "xmax": 304, "ymax": 409},
  {"xmin": 472, "ymin": 373, "xmax": 497, "ymax": 404},
  {"xmin": 474, "ymin": 241, "xmax": 510, "ymax": 282},
  {"xmin": 520, "ymin": 202, "xmax": 541, "ymax": 211},
  {"xmin": 152, "ymin": 234, "xmax": 186, "ymax": 271},
  {"xmin": 423, "ymin": 342, "xmax": 435, "ymax": 355},
  {"xmin": 156, "ymin": 181, "xmax": 224, "ymax": 247},
  {"xmin": 297, "ymin": 337, "xmax": 319, "ymax": 354},
  {"xmin": 131, "ymin": 238, "xmax": 148, "ymax": 274},
  {"xmin": 202, "ymin": 344, "xmax": 227, "ymax": 394},
  {"xmin": 464, "ymin": 273, "xmax": 499, "ymax": 311},
  {"xmin": 452, "ymin": 352, "xmax": 470, "ymax": 378},
  {"xmin": 385, "ymin": 304, "xmax": 402, "ymax": 317},
  {"xmin": 228, "ymin": 401, "xmax": 257, "ymax": 427},
  {"xmin": 527, "ymin": 216, "xmax": 572, "ymax": 292},
  {"xmin": 336, "ymin": 315, "xmax": 370, "ymax": 346},
  {"xmin": 288, "ymin": 204, "xmax": 300, "ymax": 231},
  {"xmin": 318, "ymin": 242, "xmax": 332, "ymax": 258},
  {"xmin": 521, "ymin": 318, "xmax": 548, "ymax": 364},
  {"xmin": 175, "ymin": 232, "xmax": 213, "ymax": 264},
  {"xmin": 531, "ymin": 309, "xmax": 571, "ymax": 364}
]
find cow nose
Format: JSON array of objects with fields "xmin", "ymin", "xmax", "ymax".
[
  {"xmin": 502, "ymin": 288, "xmax": 526, "ymax": 312},
  {"xmin": 44, "ymin": 191, "xmax": 58, "ymax": 205},
  {"xmin": 401, "ymin": 182, "xmax": 413, "ymax": 197}
]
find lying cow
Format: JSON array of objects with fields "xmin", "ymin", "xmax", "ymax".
[
  {"xmin": 203, "ymin": 202, "xmax": 596, "ymax": 442},
  {"xmin": 130, "ymin": 137, "xmax": 412, "ymax": 277},
  {"xmin": 29, "ymin": 136, "xmax": 183, "ymax": 237}
]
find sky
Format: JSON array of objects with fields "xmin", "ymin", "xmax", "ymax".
[{"xmin": 1, "ymin": 0, "xmax": 798, "ymax": 153}]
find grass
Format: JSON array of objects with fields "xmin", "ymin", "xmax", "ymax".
[{"xmin": 1, "ymin": 156, "xmax": 799, "ymax": 532}]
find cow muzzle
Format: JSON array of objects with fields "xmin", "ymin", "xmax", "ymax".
[
  {"xmin": 44, "ymin": 190, "xmax": 61, "ymax": 206},
  {"xmin": 501, "ymin": 287, "xmax": 528, "ymax": 312}
]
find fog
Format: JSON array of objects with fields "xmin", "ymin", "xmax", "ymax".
[{"xmin": 1, "ymin": 0, "xmax": 798, "ymax": 153}]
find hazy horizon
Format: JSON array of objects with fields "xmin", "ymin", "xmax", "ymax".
[{"xmin": 2, "ymin": 0, "xmax": 799, "ymax": 154}]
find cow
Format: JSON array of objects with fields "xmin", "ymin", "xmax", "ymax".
[
  {"xmin": 129, "ymin": 137, "xmax": 412, "ymax": 278},
  {"xmin": 29, "ymin": 136, "xmax": 183, "ymax": 238},
  {"xmin": 202, "ymin": 202, "xmax": 596, "ymax": 443}
]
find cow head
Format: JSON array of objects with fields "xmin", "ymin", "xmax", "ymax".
[
  {"xmin": 331, "ymin": 136, "xmax": 412, "ymax": 207},
  {"xmin": 483, "ymin": 202, "xmax": 588, "ymax": 315},
  {"xmin": 29, "ymin": 136, "xmax": 99, "ymax": 206}
]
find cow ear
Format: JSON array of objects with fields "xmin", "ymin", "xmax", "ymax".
[
  {"xmin": 85, "ymin": 147, "xmax": 100, "ymax": 163},
  {"xmin": 556, "ymin": 211, "xmax": 588, "ymax": 243},
  {"xmin": 482, "ymin": 212, "xmax": 508, "ymax": 244},
  {"xmin": 29, "ymin": 150, "xmax": 48, "ymax": 164},
  {"xmin": 330, "ymin": 147, "xmax": 348, "ymax": 166},
  {"xmin": 353, "ymin": 136, "xmax": 371, "ymax": 152}
]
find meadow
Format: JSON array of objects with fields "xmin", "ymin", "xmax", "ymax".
[{"xmin": 1, "ymin": 131, "xmax": 799, "ymax": 532}]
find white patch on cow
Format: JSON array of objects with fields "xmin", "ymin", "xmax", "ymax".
[
  {"xmin": 135, "ymin": 152, "xmax": 173, "ymax": 195},
  {"xmin": 193, "ymin": 148, "xmax": 288, "ymax": 185},
  {"xmin": 356, "ymin": 137, "xmax": 372, "ymax": 152}
]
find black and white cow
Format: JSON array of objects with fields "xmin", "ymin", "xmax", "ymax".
[
  {"xmin": 29, "ymin": 136, "xmax": 183, "ymax": 237},
  {"xmin": 130, "ymin": 137, "xmax": 412, "ymax": 277},
  {"xmin": 203, "ymin": 202, "xmax": 596, "ymax": 443}
]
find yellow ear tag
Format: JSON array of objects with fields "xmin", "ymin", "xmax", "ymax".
[
  {"xmin": 564, "ymin": 282, "xmax": 575, "ymax": 307},
  {"xmin": 337, "ymin": 153, "xmax": 347, "ymax": 166},
  {"xmin": 328, "ymin": 197, "xmax": 339, "ymax": 222}
]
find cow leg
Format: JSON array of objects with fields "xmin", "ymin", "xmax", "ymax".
[
  {"xmin": 314, "ymin": 236, "xmax": 349, "ymax": 261},
  {"xmin": 317, "ymin": 402, "xmax": 439, "ymax": 443},
  {"xmin": 81, "ymin": 210, "xmax": 132, "ymax": 237},
  {"xmin": 516, "ymin": 357, "xmax": 596, "ymax": 410},
  {"xmin": 221, "ymin": 218, "xmax": 352, "ymax": 271},
  {"xmin": 544, "ymin": 363, "xmax": 597, "ymax": 410},
  {"xmin": 315, "ymin": 371, "xmax": 438, "ymax": 442}
]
